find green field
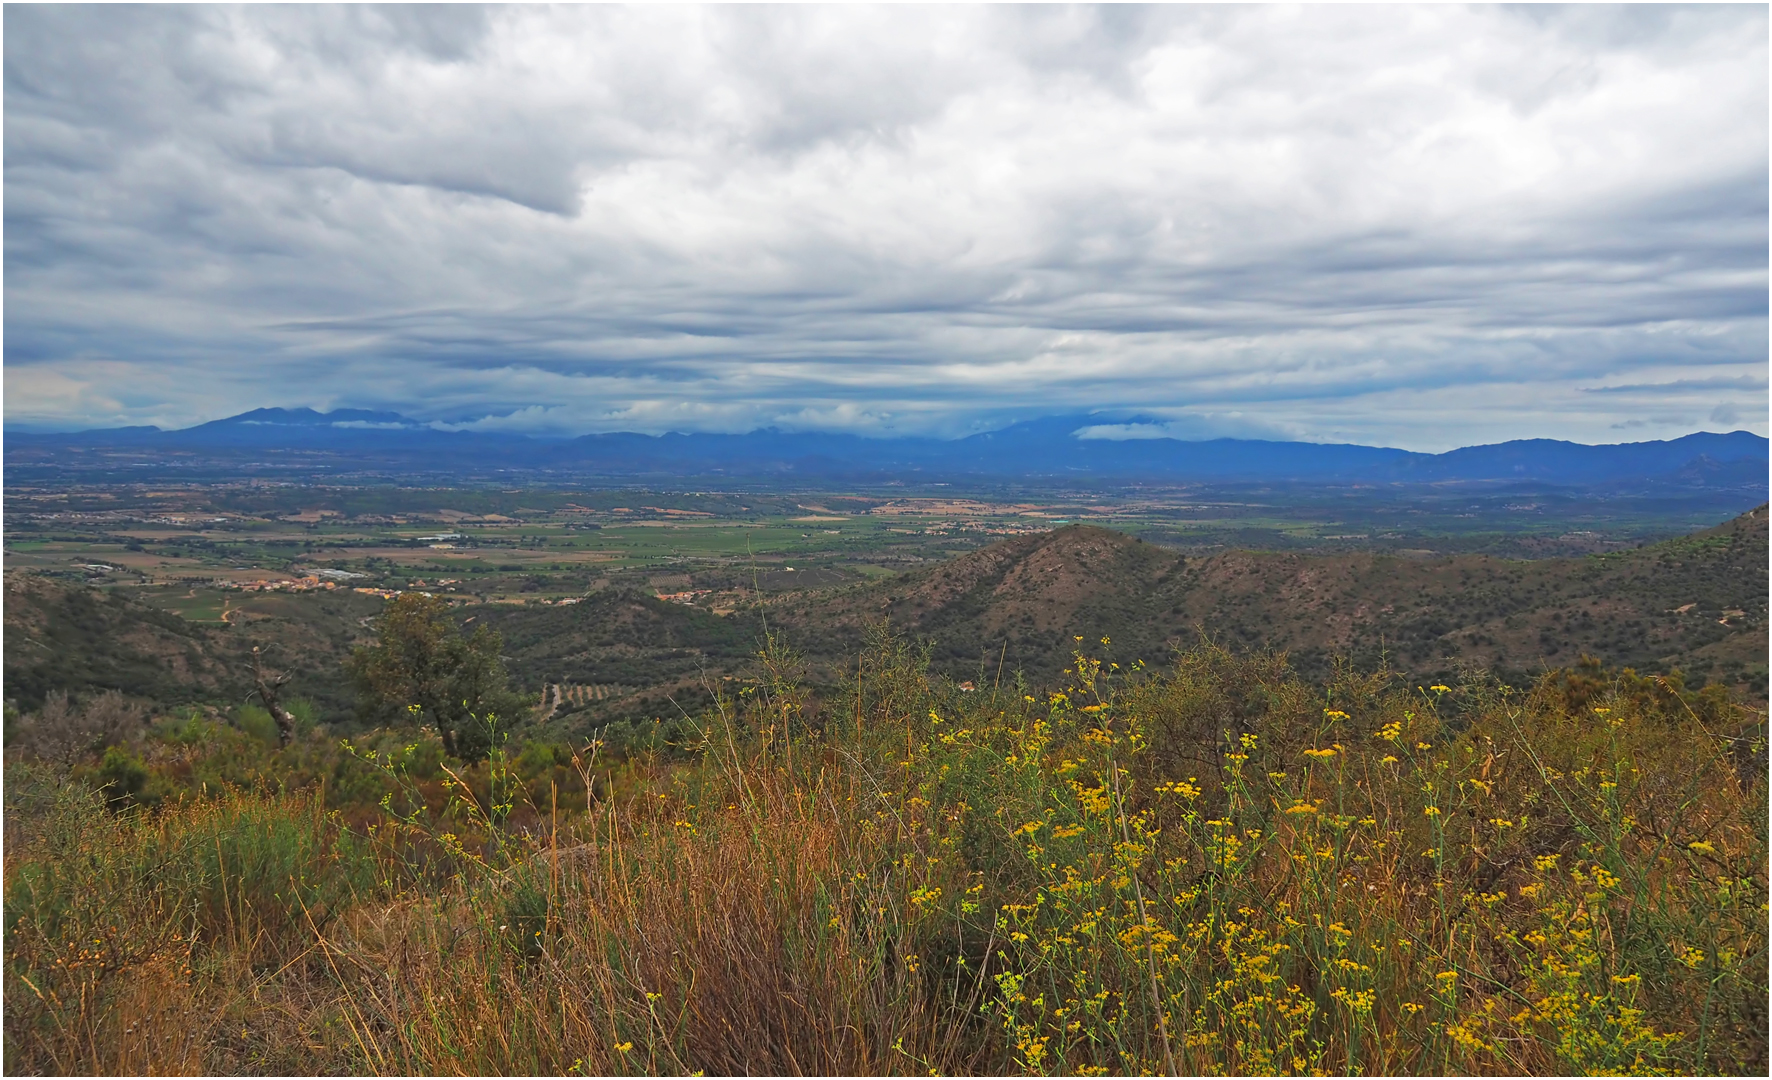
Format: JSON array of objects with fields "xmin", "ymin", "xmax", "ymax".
[
  {"xmin": 149, "ymin": 590, "xmax": 228, "ymax": 623},
  {"xmin": 6, "ymin": 479, "xmax": 1765, "ymax": 622}
]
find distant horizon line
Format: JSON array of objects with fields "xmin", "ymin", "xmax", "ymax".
[{"xmin": 4, "ymin": 404, "xmax": 1766, "ymax": 455}]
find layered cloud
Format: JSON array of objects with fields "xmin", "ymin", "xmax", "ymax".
[{"xmin": 5, "ymin": 4, "xmax": 1765, "ymax": 449}]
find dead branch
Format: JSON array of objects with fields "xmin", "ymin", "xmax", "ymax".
[{"xmin": 250, "ymin": 645, "xmax": 297, "ymax": 746}]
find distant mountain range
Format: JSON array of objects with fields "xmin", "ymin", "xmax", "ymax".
[{"xmin": 8, "ymin": 407, "xmax": 1767, "ymax": 489}]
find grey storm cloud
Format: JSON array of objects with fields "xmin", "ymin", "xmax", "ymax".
[{"xmin": 4, "ymin": 3, "xmax": 1766, "ymax": 450}]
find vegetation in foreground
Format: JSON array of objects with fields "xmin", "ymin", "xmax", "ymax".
[{"xmin": 4, "ymin": 629, "xmax": 1766, "ymax": 1076}]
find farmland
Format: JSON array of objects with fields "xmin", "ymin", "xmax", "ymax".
[{"xmin": 4, "ymin": 478, "xmax": 1747, "ymax": 615}]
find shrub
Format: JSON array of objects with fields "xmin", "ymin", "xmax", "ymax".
[
  {"xmin": 95, "ymin": 745, "xmax": 148, "ymax": 809},
  {"xmin": 4, "ymin": 783, "xmax": 378, "ymax": 1073},
  {"xmin": 234, "ymin": 704, "xmax": 280, "ymax": 746},
  {"xmin": 10, "ymin": 689, "xmax": 146, "ymax": 765}
]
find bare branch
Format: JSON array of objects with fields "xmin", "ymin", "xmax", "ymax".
[{"xmin": 250, "ymin": 645, "xmax": 297, "ymax": 746}]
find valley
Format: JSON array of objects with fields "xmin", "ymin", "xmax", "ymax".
[{"xmin": 6, "ymin": 477, "xmax": 1766, "ymax": 733}]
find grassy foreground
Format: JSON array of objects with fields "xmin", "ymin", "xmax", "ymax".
[{"xmin": 4, "ymin": 630, "xmax": 1766, "ymax": 1075}]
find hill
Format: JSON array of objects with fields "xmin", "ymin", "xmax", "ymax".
[
  {"xmin": 0, "ymin": 573, "xmax": 761, "ymax": 728},
  {"xmin": 773, "ymin": 505, "xmax": 1769, "ymax": 700},
  {"xmin": 3, "ymin": 574, "xmax": 250, "ymax": 710},
  {"xmin": 471, "ymin": 589, "xmax": 763, "ymax": 727},
  {"xmin": 2, "ymin": 575, "xmax": 375, "ymax": 716}
]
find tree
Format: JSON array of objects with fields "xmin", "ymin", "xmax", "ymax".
[
  {"xmin": 346, "ymin": 593, "xmax": 527, "ymax": 760},
  {"xmin": 248, "ymin": 646, "xmax": 298, "ymax": 745}
]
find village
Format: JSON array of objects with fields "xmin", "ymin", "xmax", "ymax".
[{"xmin": 221, "ymin": 570, "xmax": 462, "ymax": 599}]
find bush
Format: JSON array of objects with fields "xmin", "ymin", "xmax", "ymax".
[
  {"xmin": 234, "ymin": 704, "xmax": 280, "ymax": 746},
  {"xmin": 95, "ymin": 745, "xmax": 148, "ymax": 808},
  {"xmin": 10, "ymin": 689, "xmax": 146, "ymax": 765},
  {"xmin": 4, "ymin": 783, "xmax": 378, "ymax": 1073}
]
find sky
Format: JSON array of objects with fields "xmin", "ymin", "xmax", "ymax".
[{"xmin": 4, "ymin": 4, "xmax": 1767, "ymax": 451}]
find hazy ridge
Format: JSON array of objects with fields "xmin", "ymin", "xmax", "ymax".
[{"xmin": 9, "ymin": 407, "xmax": 1766, "ymax": 487}]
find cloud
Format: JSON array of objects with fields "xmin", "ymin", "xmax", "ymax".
[
  {"xmin": 1584, "ymin": 375, "xmax": 1768, "ymax": 394},
  {"xmin": 1074, "ymin": 413, "xmax": 1299, "ymax": 443},
  {"xmin": 4, "ymin": 4, "xmax": 1766, "ymax": 450}
]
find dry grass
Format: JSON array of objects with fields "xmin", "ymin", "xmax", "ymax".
[{"xmin": 5, "ymin": 632, "xmax": 1765, "ymax": 1075}]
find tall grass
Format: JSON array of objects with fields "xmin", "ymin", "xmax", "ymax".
[
  {"xmin": 4, "ymin": 776, "xmax": 375, "ymax": 1073},
  {"xmin": 5, "ymin": 631, "xmax": 1765, "ymax": 1075}
]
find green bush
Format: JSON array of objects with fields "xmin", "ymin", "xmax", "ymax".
[
  {"xmin": 95, "ymin": 745, "xmax": 148, "ymax": 809},
  {"xmin": 235, "ymin": 704, "xmax": 280, "ymax": 746},
  {"xmin": 501, "ymin": 874, "xmax": 551, "ymax": 961}
]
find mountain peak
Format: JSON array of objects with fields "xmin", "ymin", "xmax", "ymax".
[{"xmin": 198, "ymin": 407, "xmax": 420, "ymax": 429}]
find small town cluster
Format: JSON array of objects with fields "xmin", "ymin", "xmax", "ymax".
[{"xmin": 220, "ymin": 570, "xmax": 461, "ymax": 599}]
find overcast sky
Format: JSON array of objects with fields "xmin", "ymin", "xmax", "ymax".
[{"xmin": 5, "ymin": 4, "xmax": 1766, "ymax": 450}]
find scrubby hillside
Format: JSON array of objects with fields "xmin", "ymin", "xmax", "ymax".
[
  {"xmin": 6, "ymin": 510, "xmax": 1766, "ymax": 1075},
  {"xmin": 773, "ymin": 525, "xmax": 1192, "ymax": 679},
  {"xmin": 474, "ymin": 589, "xmax": 763, "ymax": 726},
  {"xmin": 774, "ymin": 506, "xmax": 1769, "ymax": 700},
  {"xmin": 5, "ymin": 635, "xmax": 1763, "ymax": 1075},
  {"xmin": 1161, "ymin": 502, "xmax": 1767, "ymax": 694},
  {"xmin": 3, "ymin": 574, "xmax": 374, "ymax": 716},
  {"xmin": 3, "ymin": 574, "xmax": 249, "ymax": 711}
]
